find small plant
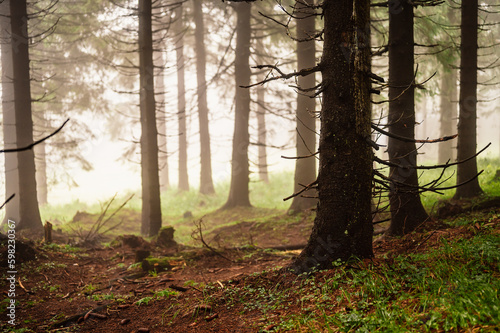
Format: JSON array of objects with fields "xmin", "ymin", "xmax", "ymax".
[
  {"xmin": 82, "ymin": 283, "xmax": 98, "ymax": 294},
  {"xmin": 154, "ymin": 289, "xmax": 178, "ymax": 299},
  {"xmin": 136, "ymin": 296, "xmax": 153, "ymax": 306}
]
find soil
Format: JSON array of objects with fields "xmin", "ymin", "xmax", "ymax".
[{"xmin": 1, "ymin": 207, "xmax": 499, "ymax": 333}]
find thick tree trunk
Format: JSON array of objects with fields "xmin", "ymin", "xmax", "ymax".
[
  {"xmin": 34, "ymin": 141, "xmax": 48, "ymax": 205},
  {"xmin": 288, "ymin": 0, "xmax": 317, "ymax": 214},
  {"xmin": 174, "ymin": 3, "xmax": 189, "ymax": 192},
  {"xmin": 222, "ymin": 2, "xmax": 252, "ymax": 209},
  {"xmin": 139, "ymin": 0, "xmax": 162, "ymax": 237},
  {"xmin": 386, "ymin": 0, "xmax": 429, "ymax": 236},
  {"xmin": 438, "ymin": 67, "xmax": 458, "ymax": 164},
  {"xmin": 193, "ymin": 0, "xmax": 215, "ymax": 195},
  {"xmin": 9, "ymin": 0, "xmax": 43, "ymax": 231},
  {"xmin": 455, "ymin": 0, "xmax": 482, "ymax": 198},
  {"xmin": 291, "ymin": 0, "xmax": 373, "ymax": 273},
  {"xmin": 0, "ymin": 0, "xmax": 21, "ymax": 225}
]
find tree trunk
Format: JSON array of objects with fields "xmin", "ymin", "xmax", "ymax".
[
  {"xmin": 291, "ymin": 0, "xmax": 373, "ymax": 273},
  {"xmin": 438, "ymin": 66, "xmax": 458, "ymax": 164},
  {"xmin": 386, "ymin": 0, "xmax": 429, "ymax": 236},
  {"xmin": 8, "ymin": 0, "xmax": 43, "ymax": 231},
  {"xmin": 288, "ymin": 0, "xmax": 317, "ymax": 214},
  {"xmin": 193, "ymin": 0, "xmax": 215, "ymax": 195},
  {"xmin": 256, "ymin": 85, "xmax": 269, "ymax": 183},
  {"xmin": 155, "ymin": 50, "xmax": 169, "ymax": 191},
  {"xmin": 174, "ymin": 3, "xmax": 189, "ymax": 192},
  {"xmin": 139, "ymin": 0, "xmax": 162, "ymax": 237},
  {"xmin": 34, "ymin": 141, "xmax": 48, "ymax": 205},
  {"xmin": 255, "ymin": 36, "xmax": 269, "ymax": 184},
  {"xmin": 0, "ymin": 0, "xmax": 21, "ymax": 225},
  {"xmin": 455, "ymin": 0, "xmax": 482, "ymax": 198},
  {"xmin": 222, "ymin": 2, "xmax": 252, "ymax": 209}
]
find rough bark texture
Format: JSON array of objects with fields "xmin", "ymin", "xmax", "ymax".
[
  {"xmin": 288, "ymin": 0, "xmax": 317, "ymax": 214},
  {"xmin": 0, "ymin": 0, "xmax": 21, "ymax": 225},
  {"xmin": 291, "ymin": 0, "xmax": 373, "ymax": 273},
  {"xmin": 193, "ymin": 0, "xmax": 215, "ymax": 195},
  {"xmin": 455, "ymin": 0, "xmax": 482, "ymax": 198},
  {"xmin": 386, "ymin": 0, "xmax": 429, "ymax": 236},
  {"xmin": 175, "ymin": 3, "xmax": 189, "ymax": 192},
  {"xmin": 139, "ymin": 0, "xmax": 162, "ymax": 237},
  {"xmin": 9, "ymin": 0, "xmax": 43, "ymax": 231},
  {"xmin": 222, "ymin": 2, "xmax": 252, "ymax": 209},
  {"xmin": 438, "ymin": 66, "xmax": 458, "ymax": 164}
]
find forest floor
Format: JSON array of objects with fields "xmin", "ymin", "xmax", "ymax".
[{"xmin": 1, "ymin": 199, "xmax": 499, "ymax": 333}]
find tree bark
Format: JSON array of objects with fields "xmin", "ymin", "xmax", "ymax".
[
  {"xmin": 174, "ymin": 3, "xmax": 189, "ymax": 192},
  {"xmin": 288, "ymin": 0, "xmax": 317, "ymax": 214},
  {"xmin": 139, "ymin": 0, "xmax": 162, "ymax": 237},
  {"xmin": 455, "ymin": 0, "xmax": 482, "ymax": 198},
  {"xmin": 438, "ymin": 66, "xmax": 458, "ymax": 164},
  {"xmin": 386, "ymin": 0, "xmax": 429, "ymax": 236},
  {"xmin": 193, "ymin": 0, "xmax": 215, "ymax": 195},
  {"xmin": 8, "ymin": 0, "xmax": 43, "ymax": 231},
  {"xmin": 291, "ymin": 0, "xmax": 373, "ymax": 273},
  {"xmin": 222, "ymin": 2, "xmax": 252, "ymax": 209},
  {"xmin": 0, "ymin": 0, "xmax": 21, "ymax": 225}
]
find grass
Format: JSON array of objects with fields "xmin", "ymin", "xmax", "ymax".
[
  {"xmin": 35, "ymin": 158, "xmax": 500, "ymax": 244},
  {"xmin": 39, "ymin": 171, "xmax": 295, "ymax": 244},
  {"xmin": 194, "ymin": 222, "xmax": 500, "ymax": 332},
  {"xmin": 418, "ymin": 157, "xmax": 500, "ymax": 211}
]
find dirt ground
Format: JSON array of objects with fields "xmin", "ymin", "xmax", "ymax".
[{"xmin": 1, "ymin": 208, "xmax": 498, "ymax": 333}]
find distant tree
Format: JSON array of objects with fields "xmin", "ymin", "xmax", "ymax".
[
  {"xmin": 437, "ymin": 5, "xmax": 459, "ymax": 164},
  {"xmin": 156, "ymin": 56, "xmax": 170, "ymax": 191},
  {"xmin": 0, "ymin": 0, "xmax": 43, "ymax": 231},
  {"xmin": 34, "ymin": 142, "xmax": 48, "ymax": 205},
  {"xmin": 138, "ymin": 0, "xmax": 162, "ymax": 236},
  {"xmin": 254, "ymin": 36, "xmax": 269, "ymax": 183},
  {"xmin": 386, "ymin": 0, "xmax": 429, "ymax": 236},
  {"xmin": 173, "ymin": 3, "xmax": 190, "ymax": 192},
  {"xmin": 292, "ymin": 0, "xmax": 373, "ymax": 272},
  {"xmin": 455, "ymin": 0, "xmax": 483, "ymax": 198},
  {"xmin": 288, "ymin": 0, "xmax": 318, "ymax": 214},
  {"xmin": 153, "ymin": 7, "xmax": 170, "ymax": 192},
  {"xmin": 222, "ymin": 1, "xmax": 252, "ymax": 209},
  {"xmin": 193, "ymin": 0, "xmax": 215, "ymax": 195},
  {"xmin": 438, "ymin": 65, "xmax": 458, "ymax": 164}
]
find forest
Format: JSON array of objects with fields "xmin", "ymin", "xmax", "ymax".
[{"xmin": 0, "ymin": 0, "xmax": 499, "ymax": 332}]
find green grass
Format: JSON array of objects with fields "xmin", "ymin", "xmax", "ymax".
[
  {"xmin": 197, "ymin": 226, "xmax": 499, "ymax": 332},
  {"xmin": 418, "ymin": 158, "xmax": 500, "ymax": 210},
  {"xmin": 39, "ymin": 171, "xmax": 295, "ymax": 243},
  {"xmin": 37, "ymin": 159, "xmax": 499, "ymax": 245}
]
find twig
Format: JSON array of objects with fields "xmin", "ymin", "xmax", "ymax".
[
  {"xmin": 283, "ymin": 179, "xmax": 318, "ymax": 201},
  {"xmin": 192, "ymin": 219, "xmax": 234, "ymax": 263},
  {"xmin": 0, "ymin": 119, "xmax": 69, "ymax": 153},
  {"xmin": 372, "ymin": 123, "xmax": 458, "ymax": 143},
  {"xmin": 0, "ymin": 194, "xmax": 15, "ymax": 210}
]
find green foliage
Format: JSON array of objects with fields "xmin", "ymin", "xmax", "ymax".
[
  {"xmin": 42, "ymin": 243, "xmax": 81, "ymax": 253},
  {"xmin": 418, "ymin": 158, "xmax": 500, "ymax": 209},
  {"xmin": 135, "ymin": 296, "xmax": 153, "ymax": 306},
  {"xmin": 195, "ymin": 229, "xmax": 499, "ymax": 332}
]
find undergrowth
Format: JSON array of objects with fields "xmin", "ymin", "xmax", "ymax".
[{"xmin": 197, "ymin": 225, "xmax": 500, "ymax": 332}]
